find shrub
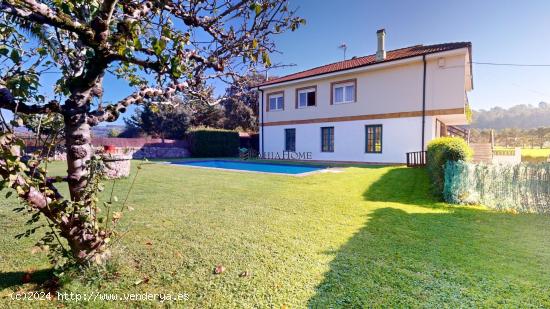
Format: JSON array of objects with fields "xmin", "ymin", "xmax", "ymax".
[
  {"xmin": 427, "ymin": 137, "xmax": 472, "ymax": 196},
  {"xmin": 187, "ymin": 128, "xmax": 239, "ymax": 157}
]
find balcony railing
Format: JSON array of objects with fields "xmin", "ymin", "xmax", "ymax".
[
  {"xmin": 406, "ymin": 151, "xmax": 427, "ymax": 167},
  {"xmin": 447, "ymin": 126, "xmax": 468, "ymax": 139}
]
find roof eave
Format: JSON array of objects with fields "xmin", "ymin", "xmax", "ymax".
[{"xmin": 258, "ymin": 46, "xmax": 470, "ymax": 90}]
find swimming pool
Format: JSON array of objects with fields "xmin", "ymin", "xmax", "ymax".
[{"xmin": 171, "ymin": 160, "xmax": 326, "ymax": 175}]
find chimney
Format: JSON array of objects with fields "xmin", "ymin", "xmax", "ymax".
[{"xmin": 376, "ymin": 29, "xmax": 386, "ymax": 61}]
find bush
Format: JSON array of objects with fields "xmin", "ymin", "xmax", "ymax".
[
  {"xmin": 427, "ymin": 137, "xmax": 472, "ymax": 196},
  {"xmin": 187, "ymin": 128, "xmax": 239, "ymax": 157}
]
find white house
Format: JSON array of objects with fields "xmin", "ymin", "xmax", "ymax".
[{"xmin": 257, "ymin": 29, "xmax": 473, "ymax": 164}]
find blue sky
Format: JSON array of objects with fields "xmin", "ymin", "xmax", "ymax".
[
  {"xmin": 24, "ymin": 0, "xmax": 550, "ymax": 126},
  {"xmin": 266, "ymin": 0, "xmax": 550, "ymax": 111}
]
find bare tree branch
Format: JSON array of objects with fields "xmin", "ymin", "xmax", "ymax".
[
  {"xmin": 0, "ymin": 87, "xmax": 61, "ymax": 114},
  {"xmin": 1, "ymin": 0, "xmax": 95, "ymax": 46},
  {"xmin": 87, "ymin": 82, "xmax": 188, "ymax": 125},
  {"xmin": 93, "ymin": 0, "xmax": 119, "ymax": 41}
]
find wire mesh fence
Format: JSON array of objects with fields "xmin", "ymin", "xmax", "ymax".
[{"xmin": 444, "ymin": 161, "xmax": 550, "ymax": 213}]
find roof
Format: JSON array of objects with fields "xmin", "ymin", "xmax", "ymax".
[{"xmin": 259, "ymin": 42, "xmax": 471, "ymax": 87}]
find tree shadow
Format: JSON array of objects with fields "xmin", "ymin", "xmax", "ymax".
[
  {"xmin": 308, "ymin": 206, "xmax": 550, "ymax": 307},
  {"xmin": 309, "ymin": 167, "xmax": 550, "ymax": 307},
  {"xmin": 0, "ymin": 269, "xmax": 53, "ymax": 290},
  {"xmin": 363, "ymin": 166, "xmax": 439, "ymax": 206}
]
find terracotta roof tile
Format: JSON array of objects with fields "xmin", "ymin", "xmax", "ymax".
[{"xmin": 259, "ymin": 42, "xmax": 471, "ymax": 87}]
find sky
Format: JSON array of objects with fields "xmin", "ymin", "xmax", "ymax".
[
  {"xmin": 15, "ymin": 0, "xmax": 550, "ymax": 126},
  {"xmin": 265, "ymin": 0, "xmax": 550, "ymax": 111}
]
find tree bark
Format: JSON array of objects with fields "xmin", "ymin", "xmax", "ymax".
[
  {"xmin": 62, "ymin": 86, "xmax": 109, "ymax": 263},
  {"xmin": 64, "ymin": 88, "xmax": 94, "ymax": 201}
]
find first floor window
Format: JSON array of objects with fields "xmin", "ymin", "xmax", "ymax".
[
  {"xmin": 297, "ymin": 87, "xmax": 316, "ymax": 108},
  {"xmin": 268, "ymin": 92, "xmax": 284, "ymax": 111},
  {"xmin": 285, "ymin": 128, "xmax": 296, "ymax": 152},
  {"xmin": 332, "ymin": 80, "xmax": 356, "ymax": 104},
  {"xmin": 365, "ymin": 125, "xmax": 382, "ymax": 153},
  {"xmin": 321, "ymin": 127, "xmax": 334, "ymax": 152}
]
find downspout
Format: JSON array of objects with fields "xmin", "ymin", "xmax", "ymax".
[
  {"xmin": 421, "ymin": 55, "xmax": 427, "ymax": 150},
  {"xmin": 258, "ymin": 88, "xmax": 264, "ymax": 155}
]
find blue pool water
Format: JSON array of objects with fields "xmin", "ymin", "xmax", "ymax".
[{"xmin": 172, "ymin": 160, "xmax": 325, "ymax": 175}]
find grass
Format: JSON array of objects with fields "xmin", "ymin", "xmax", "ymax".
[
  {"xmin": 520, "ymin": 148, "xmax": 550, "ymax": 161},
  {"xmin": 495, "ymin": 147, "xmax": 550, "ymax": 162},
  {"xmin": 1, "ymin": 161, "xmax": 550, "ymax": 307}
]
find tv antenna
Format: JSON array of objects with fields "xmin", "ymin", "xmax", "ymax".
[{"xmin": 338, "ymin": 43, "xmax": 348, "ymax": 60}]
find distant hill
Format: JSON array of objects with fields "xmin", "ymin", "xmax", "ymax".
[
  {"xmin": 91, "ymin": 125, "xmax": 126, "ymax": 137},
  {"xmin": 472, "ymin": 102, "xmax": 550, "ymax": 129}
]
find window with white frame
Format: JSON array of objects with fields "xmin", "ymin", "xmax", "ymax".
[
  {"xmin": 268, "ymin": 92, "xmax": 284, "ymax": 111},
  {"xmin": 297, "ymin": 87, "xmax": 316, "ymax": 108},
  {"xmin": 332, "ymin": 80, "xmax": 356, "ymax": 104}
]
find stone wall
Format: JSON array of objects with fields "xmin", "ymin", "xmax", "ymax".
[
  {"xmin": 116, "ymin": 146, "xmax": 190, "ymax": 159},
  {"xmin": 28, "ymin": 146, "xmax": 189, "ymax": 161}
]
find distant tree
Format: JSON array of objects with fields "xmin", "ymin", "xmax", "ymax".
[
  {"xmin": 107, "ymin": 128, "xmax": 120, "ymax": 137},
  {"xmin": 117, "ymin": 126, "xmax": 144, "ymax": 138},
  {"xmin": 221, "ymin": 73, "xmax": 267, "ymax": 131},
  {"xmin": 535, "ymin": 127, "xmax": 549, "ymax": 148},
  {"xmin": 125, "ymin": 103, "xmax": 189, "ymax": 140},
  {"xmin": 472, "ymin": 102, "xmax": 550, "ymax": 129},
  {"xmin": 179, "ymin": 87, "xmax": 225, "ymax": 129}
]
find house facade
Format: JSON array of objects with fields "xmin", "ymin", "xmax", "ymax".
[{"xmin": 257, "ymin": 30, "xmax": 473, "ymax": 163}]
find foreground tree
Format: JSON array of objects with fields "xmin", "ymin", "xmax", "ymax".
[{"xmin": 0, "ymin": 0, "xmax": 303, "ymax": 267}]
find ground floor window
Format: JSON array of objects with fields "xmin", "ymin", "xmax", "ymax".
[
  {"xmin": 365, "ymin": 125, "xmax": 382, "ymax": 153},
  {"xmin": 321, "ymin": 127, "xmax": 334, "ymax": 152},
  {"xmin": 285, "ymin": 128, "xmax": 296, "ymax": 151}
]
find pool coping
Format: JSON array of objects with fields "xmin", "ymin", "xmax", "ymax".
[{"xmin": 157, "ymin": 160, "xmax": 342, "ymax": 176}]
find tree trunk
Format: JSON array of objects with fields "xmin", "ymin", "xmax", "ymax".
[
  {"xmin": 62, "ymin": 87, "xmax": 109, "ymax": 264},
  {"xmin": 64, "ymin": 86, "xmax": 96, "ymax": 201}
]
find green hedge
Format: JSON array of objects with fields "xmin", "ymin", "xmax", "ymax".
[
  {"xmin": 187, "ymin": 128, "xmax": 239, "ymax": 157},
  {"xmin": 427, "ymin": 137, "xmax": 472, "ymax": 196}
]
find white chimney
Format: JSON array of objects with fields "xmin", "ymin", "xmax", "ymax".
[{"xmin": 376, "ymin": 29, "xmax": 386, "ymax": 61}]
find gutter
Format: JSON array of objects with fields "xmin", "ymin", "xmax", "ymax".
[
  {"xmin": 421, "ymin": 54, "xmax": 427, "ymax": 150},
  {"xmin": 258, "ymin": 88, "xmax": 264, "ymax": 155}
]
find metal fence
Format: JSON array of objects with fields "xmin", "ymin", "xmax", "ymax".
[{"xmin": 444, "ymin": 161, "xmax": 550, "ymax": 213}]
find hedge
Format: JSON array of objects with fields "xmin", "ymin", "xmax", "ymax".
[
  {"xmin": 187, "ymin": 128, "xmax": 239, "ymax": 157},
  {"xmin": 443, "ymin": 161, "xmax": 550, "ymax": 213},
  {"xmin": 426, "ymin": 137, "xmax": 472, "ymax": 196}
]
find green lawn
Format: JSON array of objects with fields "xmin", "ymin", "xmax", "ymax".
[
  {"xmin": 495, "ymin": 147, "xmax": 550, "ymax": 162},
  {"xmin": 1, "ymin": 161, "xmax": 550, "ymax": 307},
  {"xmin": 519, "ymin": 147, "xmax": 550, "ymax": 155}
]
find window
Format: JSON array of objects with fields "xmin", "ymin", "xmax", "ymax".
[
  {"xmin": 321, "ymin": 127, "xmax": 334, "ymax": 152},
  {"xmin": 268, "ymin": 92, "xmax": 284, "ymax": 111},
  {"xmin": 296, "ymin": 86, "xmax": 316, "ymax": 108},
  {"xmin": 331, "ymin": 79, "xmax": 356, "ymax": 104},
  {"xmin": 365, "ymin": 125, "xmax": 382, "ymax": 153},
  {"xmin": 285, "ymin": 128, "xmax": 296, "ymax": 152}
]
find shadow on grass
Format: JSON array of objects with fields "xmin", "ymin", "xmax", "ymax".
[
  {"xmin": 309, "ymin": 167, "xmax": 549, "ymax": 307},
  {"xmin": 0, "ymin": 269, "xmax": 53, "ymax": 290},
  {"xmin": 363, "ymin": 166, "xmax": 439, "ymax": 206}
]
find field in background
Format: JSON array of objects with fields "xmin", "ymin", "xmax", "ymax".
[
  {"xmin": 1, "ymin": 162, "xmax": 550, "ymax": 307},
  {"xmin": 495, "ymin": 147, "xmax": 550, "ymax": 162}
]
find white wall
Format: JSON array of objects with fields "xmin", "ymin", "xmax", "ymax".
[
  {"xmin": 259, "ymin": 49, "xmax": 469, "ymax": 125},
  {"xmin": 261, "ymin": 116, "xmax": 435, "ymax": 163}
]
